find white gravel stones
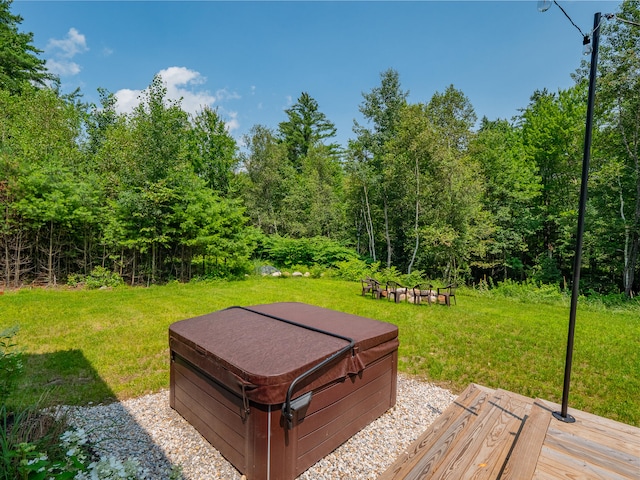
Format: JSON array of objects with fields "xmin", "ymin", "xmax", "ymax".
[{"xmin": 63, "ymin": 374, "xmax": 454, "ymax": 479}]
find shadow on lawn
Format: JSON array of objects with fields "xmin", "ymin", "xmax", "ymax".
[
  {"xmin": 15, "ymin": 349, "xmax": 182, "ymax": 478},
  {"xmin": 17, "ymin": 349, "xmax": 115, "ymax": 406}
]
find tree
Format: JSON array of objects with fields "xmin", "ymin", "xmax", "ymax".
[
  {"xmin": 279, "ymin": 144, "xmax": 345, "ymax": 238},
  {"xmin": 415, "ymin": 88, "xmax": 486, "ymax": 281},
  {"xmin": 470, "ymin": 118, "xmax": 542, "ymax": 280},
  {"xmin": 425, "ymin": 84, "xmax": 476, "ymax": 152},
  {"xmin": 349, "ymin": 69, "xmax": 409, "ymax": 268},
  {"xmin": 0, "ymin": 87, "xmax": 87, "ymax": 286},
  {"xmin": 519, "ymin": 86, "xmax": 587, "ymax": 280},
  {"xmin": 278, "ymin": 92, "xmax": 338, "ymax": 171},
  {"xmin": 189, "ymin": 106, "xmax": 238, "ymax": 195},
  {"xmin": 239, "ymin": 125, "xmax": 293, "ymax": 235},
  {"xmin": 0, "ymin": 0, "xmax": 56, "ymax": 94},
  {"xmin": 587, "ymin": 0, "xmax": 640, "ymax": 296}
]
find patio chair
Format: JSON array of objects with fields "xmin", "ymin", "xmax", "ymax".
[
  {"xmin": 361, "ymin": 277, "xmax": 383, "ymax": 299},
  {"xmin": 386, "ymin": 281, "xmax": 408, "ymax": 303},
  {"xmin": 437, "ymin": 283, "xmax": 457, "ymax": 306},
  {"xmin": 413, "ymin": 283, "xmax": 435, "ymax": 305}
]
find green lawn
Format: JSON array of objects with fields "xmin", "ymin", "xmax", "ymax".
[{"xmin": 1, "ymin": 278, "xmax": 638, "ymax": 426}]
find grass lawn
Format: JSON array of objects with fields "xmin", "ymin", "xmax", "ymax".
[{"xmin": 1, "ymin": 278, "xmax": 638, "ymax": 427}]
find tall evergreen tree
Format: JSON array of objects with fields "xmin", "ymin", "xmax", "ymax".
[
  {"xmin": 0, "ymin": 0, "xmax": 56, "ymax": 94},
  {"xmin": 278, "ymin": 92, "xmax": 338, "ymax": 171}
]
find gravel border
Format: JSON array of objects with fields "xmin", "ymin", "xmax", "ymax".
[{"xmin": 62, "ymin": 374, "xmax": 455, "ymax": 479}]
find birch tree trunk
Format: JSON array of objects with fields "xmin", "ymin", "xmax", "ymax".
[
  {"xmin": 383, "ymin": 194, "xmax": 392, "ymax": 268},
  {"xmin": 408, "ymin": 156, "xmax": 420, "ymax": 274},
  {"xmin": 363, "ymin": 184, "xmax": 376, "ymax": 261}
]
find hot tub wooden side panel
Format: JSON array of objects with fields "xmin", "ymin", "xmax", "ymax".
[
  {"xmin": 170, "ymin": 343, "xmax": 398, "ymax": 480},
  {"xmin": 170, "ymin": 356, "xmax": 248, "ymax": 471},
  {"xmin": 293, "ymin": 350, "xmax": 398, "ymax": 476}
]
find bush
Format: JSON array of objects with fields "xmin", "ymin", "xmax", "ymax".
[
  {"xmin": 257, "ymin": 236, "xmax": 359, "ymax": 269},
  {"xmin": 332, "ymin": 259, "xmax": 380, "ymax": 282},
  {"xmin": 85, "ymin": 267, "xmax": 124, "ymax": 290},
  {"xmin": 480, "ymin": 279, "xmax": 567, "ymax": 304}
]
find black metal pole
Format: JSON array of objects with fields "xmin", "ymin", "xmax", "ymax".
[{"xmin": 553, "ymin": 12, "xmax": 601, "ymax": 423}]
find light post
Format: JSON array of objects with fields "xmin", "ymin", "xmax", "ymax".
[
  {"xmin": 539, "ymin": 2, "xmax": 601, "ymax": 424},
  {"xmin": 554, "ymin": 11, "xmax": 601, "ymax": 424}
]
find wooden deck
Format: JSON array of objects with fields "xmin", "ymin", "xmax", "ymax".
[{"xmin": 379, "ymin": 383, "xmax": 640, "ymax": 480}]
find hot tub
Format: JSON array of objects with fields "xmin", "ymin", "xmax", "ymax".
[{"xmin": 169, "ymin": 302, "xmax": 398, "ymax": 480}]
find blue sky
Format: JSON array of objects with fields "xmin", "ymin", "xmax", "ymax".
[{"xmin": 14, "ymin": 0, "xmax": 621, "ymax": 149}]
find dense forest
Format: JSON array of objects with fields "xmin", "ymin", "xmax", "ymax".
[{"xmin": 1, "ymin": 0, "xmax": 639, "ymax": 296}]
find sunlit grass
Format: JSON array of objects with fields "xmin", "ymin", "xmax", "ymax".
[{"xmin": 1, "ymin": 278, "xmax": 638, "ymax": 426}]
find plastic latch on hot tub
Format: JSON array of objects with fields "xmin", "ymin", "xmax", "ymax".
[{"xmin": 283, "ymin": 391, "xmax": 313, "ymax": 429}]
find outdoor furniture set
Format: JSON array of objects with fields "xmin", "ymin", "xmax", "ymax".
[{"xmin": 361, "ymin": 276, "xmax": 457, "ymax": 306}]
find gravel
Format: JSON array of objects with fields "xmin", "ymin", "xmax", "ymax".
[{"xmin": 62, "ymin": 374, "xmax": 455, "ymax": 479}]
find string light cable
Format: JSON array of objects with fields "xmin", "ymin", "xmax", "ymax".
[
  {"xmin": 607, "ymin": 14, "xmax": 640, "ymax": 28},
  {"xmin": 553, "ymin": 0, "xmax": 587, "ymax": 36},
  {"xmin": 549, "ymin": 2, "xmax": 639, "ymax": 55}
]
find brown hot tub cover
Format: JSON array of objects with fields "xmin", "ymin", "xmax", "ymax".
[{"xmin": 169, "ymin": 302, "xmax": 399, "ymax": 406}]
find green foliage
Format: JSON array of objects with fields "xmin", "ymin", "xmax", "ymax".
[
  {"xmin": 189, "ymin": 106, "xmax": 238, "ymax": 195},
  {"xmin": 0, "ymin": 326, "xmax": 23, "ymax": 406},
  {"xmin": 66, "ymin": 267, "xmax": 124, "ymax": 290},
  {"xmin": 278, "ymin": 92, "xmax": 339, "ymax": 170},
  {"xmin": 84, "ymin": 267, "xmax": 123, "ymax": 290},
  {"xmin": 529, "ymin": 254, "xmax": 563, "ymax": 285},
  {"xmin": 332, "ymin": 259, "xmax": 380, "ymax": 281},
  {"xmin": 0, "ymin": 0, "xmax": 56, "ymax": 94},
  {"xmin": 479, "ymin": 279, "xmax": 566, "ymax": 304},
  {"xmin": 1, "ymin": 417, "xmax": 151, "ymax": 480},
  {"xmin": 258, "ymin": 235, "xmax": 358, "ymax": 269},
  {"xmin": 2, "ymin": 3, "xmax": 640, "ymax": 295}
]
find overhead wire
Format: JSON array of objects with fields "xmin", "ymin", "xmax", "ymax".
[
  {"xmin": 611, "ymin": 15, "xmax": 640, "ymax": 28},
  {"xmin": 553, "ymin": 0, "xmax": 587, "ymax": 37}
]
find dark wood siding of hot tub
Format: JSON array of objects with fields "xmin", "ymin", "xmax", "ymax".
[
  {"xmin": 170, "ymin": 349, "xmax": 397, "ymax": 480},
  {"xmin": 294, "ymin": 351, "xmax": 397, "ymax": 473},
  {"xmin": 170, "ymin": 355, "xmax": 248, "ymax": 471}
]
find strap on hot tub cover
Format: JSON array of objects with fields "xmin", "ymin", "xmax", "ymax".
[{"xmin": 235, "ymin": 306, "xmax": 356, "ymax": 429}]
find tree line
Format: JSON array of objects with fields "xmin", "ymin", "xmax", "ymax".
[{"xmin": 1, "ymin": 0, "xmax": 638, "ymax": 296}]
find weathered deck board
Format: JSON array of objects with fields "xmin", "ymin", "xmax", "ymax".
[
  {"xmin": 500, "ymin": 400, "xmax": 551, "ymax": 480},
  {"xmin": 532, "ymin": 399, "xmax": 640, "ymax": 480},
  {"xmin": 378, "ymin": 385, "xmax": 640, "ymax": 480},
  {"xmin": 378, "ymin": 383, "xmax": 492, "ymax": 479}
]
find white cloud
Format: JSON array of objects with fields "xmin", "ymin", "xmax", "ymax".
[
  {"xmin": 47, "ymin": 28, "xmax": 88, "ymax": 58},
  {"xmin": 45, "ymin": 28, "xmax": 88, "ymax": 77},
  {"xmin": 215, "ymin": 88, "xmax": 241, "ymax": 102},
  {"xmin": 225, "ymin": 111, "xmax": 239, "ymax": 132},
  {"xmin": 45, "ymin": 59, "xmax": 81, "ymax": 76},
  {"xmin": 114, "ymin": 89, "xmax": 143, "ymax": 115},
  {"xmin": 114, "ymin": 66, "xmax": 241, "ymax": 133}
]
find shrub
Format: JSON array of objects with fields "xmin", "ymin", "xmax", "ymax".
[
  {"xmin": 333, "ymin": 259, "xmax": 380, "ymax": 282},
  {"xmin": 257, "ymin": 236, "xmax": 359, "ymax": 269},
  {"xmin": 85, "ymin": 267, "xmax": 124, "ymax": 290},
  {"xmin": 482, "ymin": 279, "xmax": 566, "ymax": 304}
]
